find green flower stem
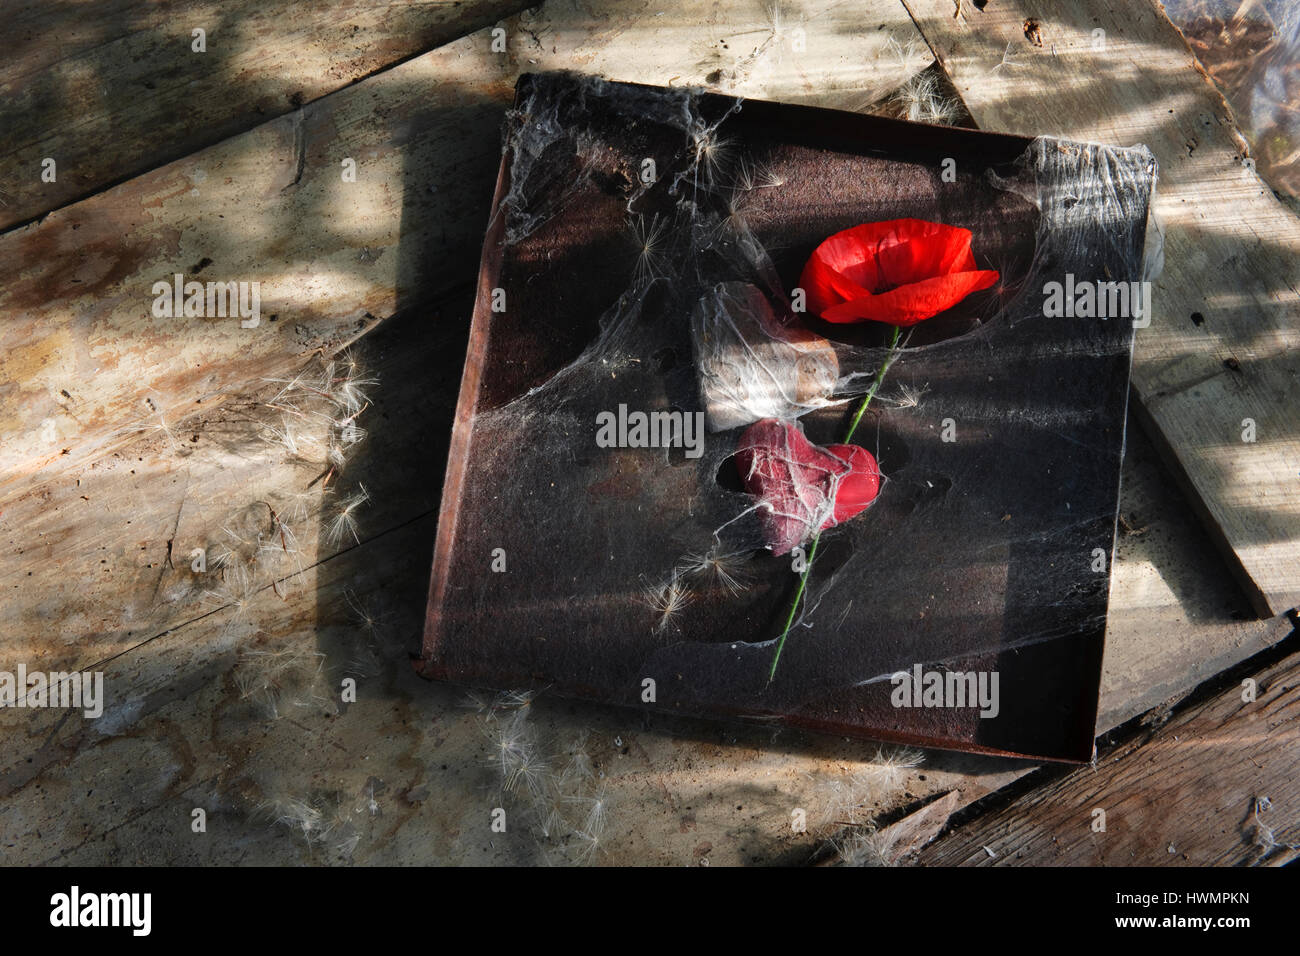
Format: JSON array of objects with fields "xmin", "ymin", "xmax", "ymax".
[
  {"xmin": 767, "ymin": 324, "xmax": 903, "ymax": 683},
  {"xmin": 844, "ymin": 325, "xmax": 902, "ymax": 444},
  {"xmin": 768, "ymin": 533, "xmax": 820, "ymax": 682}
]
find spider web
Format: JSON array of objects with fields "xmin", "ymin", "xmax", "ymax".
[{"xmin": 425, "ymin": 72, "xmax": 1157, "ymax": 758}]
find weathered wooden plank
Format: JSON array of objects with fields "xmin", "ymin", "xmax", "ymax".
[
  {"xmin": 0, "ymin": 0, "xmax": 532, "ymax": 231},
  {"xmin": 6, "ymin": 0, "xmax": 1292, "ymax": 863},
  {"xmin": 1099, "ymin": 423, "xmax": 1293, "ymax": 729},
  {"xmin": 0, "ymin": 297, "xmax": 998, "ymax": 866},
  {"xmin": 1, "ymin": 303, "xmax": 1289, "ymax": 863},
  {"xmin": 0, "ymin": 0, "xmax": 931, "ymax": 510},
  {"xmin": 1, "ymin": 489, "xmax": 988, "ymax": 867},
  {"xmin": 916, "ymin": 645, "xmax": 1300, "ymax": 866},
  {"xmin": 900, "ymin": 0, "xmax": 1300, "ymax": 616},
  {"xmin": 826, "ymin": 789, "xmax": 962, "ymax": 866},
  {"xmin": 0, "ymin": 290, "xmax": 473, "ymax": 674}
]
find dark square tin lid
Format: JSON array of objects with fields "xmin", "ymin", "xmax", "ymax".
[{"xmin": 419, "ymin": 72, "xmax": 1157, "ymax": 762}]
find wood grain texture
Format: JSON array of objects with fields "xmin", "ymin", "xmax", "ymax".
[
  {"xmin": 1099, "ymin": 420, "xmax": 1293, "ymax": 729},
  {"xmin": 0, "ymin": 300, "xmax": 1287, "ymax": 863},
  {"xmin": 901, "ymin": 0, "xmax": 1300, "ymax": 616},
  {"xmin": 3, "ymin": 0, "xmax": 1291, "ymax": 865},
  {"xmin": 916, "ymin": 645, "xmax": 1300, "ymax": 866},
  {"xmin": 1, "ymin": 303, "xmax": 1025, "ymax": 866},
  {"xmin": 0, "ymin": 0, "xmax": 532, "ymax": 230},
  {"xmin": 0, "ymin": 0, "xmax": 930, "ymax": 509},
  {"xmin": 0, "ymin": 0, "xmax": 948, "ymax": 865}
]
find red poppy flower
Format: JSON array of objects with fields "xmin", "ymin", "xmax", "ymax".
[
  {"xmin": 799, "ymin": 218, "xmax": 999, "ymax": 325},
  {"xmin": 735, "ymin": 419, "xmax": 881, "ymax": 555}
]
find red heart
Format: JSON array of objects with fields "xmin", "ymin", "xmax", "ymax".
[{"xmin": 735, "ymin": 419, "xmax": 881, "ymax": 555}]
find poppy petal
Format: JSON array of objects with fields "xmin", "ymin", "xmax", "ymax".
[
  {"xmin": 820, "ymin": 269, "xmax": 1000, "ymax": 325},
  {"xmin": 874, "ymin": 230, "xmax": 975, "ymax": 287},
  {"xmin": 799, "ymin": 251, "xmax": 866, "ymax": 317},
  {"xmin": 799, "ymin": 218, "xmax": 998, "ymax": 326}
]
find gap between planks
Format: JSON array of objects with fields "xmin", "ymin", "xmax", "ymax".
[
  {"xmin": 1, "ymin": 0, "xmax": 535, "ymax": 231},
  {"xmin": 914, "ymin": 636, "xmax": 1300, "ymax": 866}
]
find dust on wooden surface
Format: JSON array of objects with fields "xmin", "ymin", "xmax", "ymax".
[
  {"xmin": 2, "ymin": 291, "xmax": 1286, "ymax": 864},
  {"xmin": 2, "ymin": 0, "xmax": 1295, "ymax": 865},
  {"xmin": 0, "ymin": 0, "xmax": 932, "ymax": 508}
]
